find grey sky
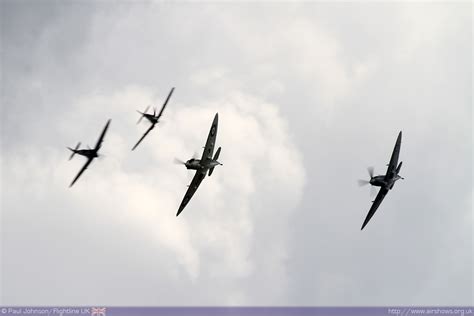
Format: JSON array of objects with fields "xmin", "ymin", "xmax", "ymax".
[{"xmin": 1, "ymin": 1, "xmax": 472, "ymax": 306}]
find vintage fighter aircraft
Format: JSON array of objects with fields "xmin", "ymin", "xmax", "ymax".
[
  {"xmin": 175, "ymin": 113, "xmax": 222, "ymax": 216},
  {"xmin": 132, "ymin": 87, "xmax": 175, "ymax": 151},
  {"xmin": 67, "ymin": 119, "xmax": 111, "ymax": 187},
  {"xmin": 359, "ymin": 131, "xmax": 404, "ymax": 230}
]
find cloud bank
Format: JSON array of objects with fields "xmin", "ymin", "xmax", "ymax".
[{"xmin": 1, "ymin": 1, "xmax": 471, "ymax": 306}]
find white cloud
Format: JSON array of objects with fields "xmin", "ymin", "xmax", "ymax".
[
  {"xmin": 1, "ymin": 85, "xmax": 305, "ymax": 304},
  {"xmin": 1, "ymin": 1, "xmax": 471, "ymax": 306}
]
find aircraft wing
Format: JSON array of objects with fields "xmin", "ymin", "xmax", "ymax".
[
  {"xmin": 385, "ymin": 131, "xmax": 402, "ymax": 180},
  {"xmin": 176, "ymin": 169, "xmax": 207, "ymax": 216},
  {"xmin": 157, "ymin": 87, "xmax": 175, "ymax": 118},
  {"xmin": 69, "ymin": 157, "xmax": 94, "ymax": 187},
  {"xmin": 94, "ymin": 119, "xmax": 111, "ymax": 150},
  {"xmin": 132, "ymin": 124, "xmax": 155, "ymax": 151},
  {"xmin": 201, "ymin": 113, "xmax": 219, "ymax": 161},
  {"xmin": 361, "ymin": 187, "xmax": 389, "ymax": 230}
]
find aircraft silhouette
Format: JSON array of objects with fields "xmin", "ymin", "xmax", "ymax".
[
  {"xmin": 132, "ymin": 87, "xmax": 175, "ymax": 151},
  {"xmin": 359, "ymin": 131, "xmax": 404, "ymax": 230},
  {"xmin": 67, "ymin": 119, "xmax": 111, "ymax": 187},
  {"xmin": 175, "ymin": 113, "xmax": 222, "ymax": 216}
]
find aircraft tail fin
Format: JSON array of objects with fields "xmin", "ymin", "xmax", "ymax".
[
  {"xmin": 208, "ymin": 147, "xmax": 222, "ymax": 176},
  {"xmin": 208, "ymin": 167, "xmax": 215, "ymax": 176},
  {"xmin": 396, "ymin": 161, "xmax": 403, "ymax": 174},
  {"xmin": 213, "ymin": 147, "xmax": 221, "ymax": 161},
  {"xmin": 68, "ymin": 142, "xmax": 81, "ymax": 160}
]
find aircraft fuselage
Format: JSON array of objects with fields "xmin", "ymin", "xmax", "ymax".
[
  {"xmin": 75, "ymin": 149, "xmax": 98, "ymax": 159},
  {"xmin": 144, "ymin": 114, "xmax": 158, "ymax": 124},
  {"xmin": 185, "ymin": 158, "xmax": 221, "ymax": 170},
  {"xmin": 370, "ymin": 174, "xmax": 402, "ymax": 190},
  {"xmin": 185, "ymin": 158, "xmax": 201, "ymax": 170},
  {"xmin": 369, "ymin": 175, "xmax": 386, "ymax": 187}
]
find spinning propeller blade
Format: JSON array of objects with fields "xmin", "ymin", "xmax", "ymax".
[
  {"xmin": 367, "ymin": 166, "xmax": 374, "ymax": 178},
  {"xmin": 359, "ymin": 166, "xmax": 377, "ymax": 197},
  {"xmin": 68, "ymin": 142, "xmax": 81, "ymax": 160},
  {"xmin": 358, "ymin": 179, "xmax": 370, "ymax": 186},
  {"xmin": 173, "ymin": 158, "xmax": 186, "ymax": 165},
  {"xmin": 137, "ymin": 105, "xmax": 150, "ymax": 124}
]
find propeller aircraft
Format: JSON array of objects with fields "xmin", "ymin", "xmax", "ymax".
[
  {"xmin": 175, "ymin": 113, "xmax": 222, "ymax": 217},
  {"xmin": 359, "ymin": 131, "xmax": 404, "ymax": 230},
  {"xmin": 67, "ymin": 119, "xmax": 111, "ymax": 187},
  {"xmin": 132, "ymin": 87, "xmax": 175, "ymax": 151}
]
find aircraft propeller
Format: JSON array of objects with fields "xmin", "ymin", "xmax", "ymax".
[
  {"xmin": 174, "ymin": 152, "xmax": 199, "ymax": 165},
  {"xmin": 357, "ymin": 167, "xmax": 374, "ymax": 187},
  {"xmin": 68, "ymin": 142, "xmax": 81, "ymax": 160},
  {"xmin": 367, "ymin": 166, "xmax": 374, "ymax": 178},
  {"xmin": 137, "ymin": 105, "xmax": 151, "ymax": 124},
  {"xmin": 173, "ymin": 158, "xmax": 186, "ymax": 165},
  {"xmin": 358, "ymin": 166, "xmax": 377, "ymax": 196}
]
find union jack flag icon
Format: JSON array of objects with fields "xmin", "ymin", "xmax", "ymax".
[{"xmin": 91, "ymin": 307, "xmax": 106, "ymax": 316}]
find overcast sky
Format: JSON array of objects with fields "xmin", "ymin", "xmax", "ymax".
[{"xmin": 1, "ymin": 1, "xmax": 472, "ymax": 306}]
